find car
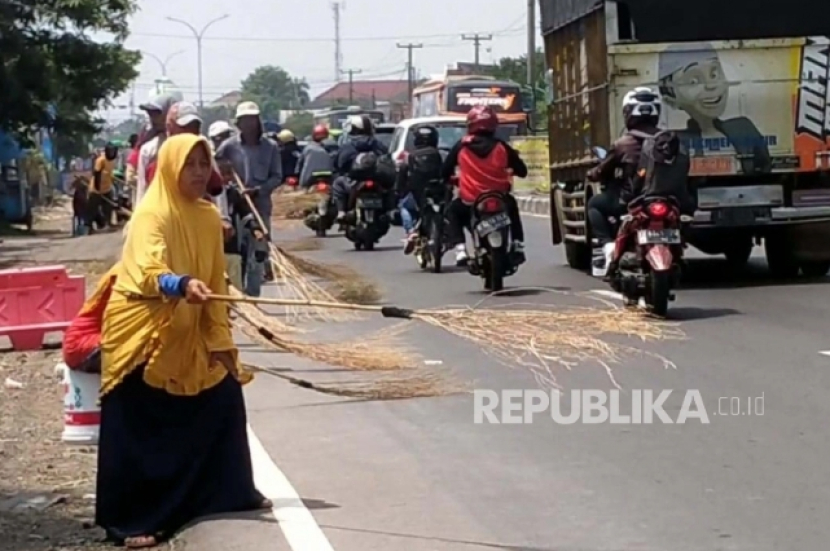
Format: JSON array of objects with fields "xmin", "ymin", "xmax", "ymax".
[
  {"xmin": 387, "ymin": 116, "xmax": 468, "ymax": 167},
  {"xmin": 374, "ymin": 123, "xmax": 397, "ymax": 151}
]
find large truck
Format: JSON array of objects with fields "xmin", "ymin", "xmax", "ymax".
[{"xmin": 541, "ymin": 0, "xmax": 830, "ymax": 278}]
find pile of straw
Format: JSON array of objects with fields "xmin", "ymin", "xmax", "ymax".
[{"xmin": 272, "ymin": 190, "xmax": 320, "ymax": 219}]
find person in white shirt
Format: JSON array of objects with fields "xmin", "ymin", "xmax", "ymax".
[{"xmin": 135, "ymin": 93, "xmax": 178, "ymax": 204}]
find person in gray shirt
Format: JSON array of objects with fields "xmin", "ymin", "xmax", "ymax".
[
  {"xmin": 298, "ymin": 124, "xmax": 335, "ymax": 188},
  {"xmin": 215, "ymin": 101, "xmax": 282, "ymax": 296}
]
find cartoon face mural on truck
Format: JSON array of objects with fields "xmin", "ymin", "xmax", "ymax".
[{"xmin": 610, "ymin": 38, "xmax": 830, "ymax": 175}]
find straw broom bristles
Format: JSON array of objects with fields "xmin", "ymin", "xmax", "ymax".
[
  {"xmin": 215, "ymin": 291, "xmax": 685, "ymax": 389},
  {"xmin": 243, "ymin": 362, "xmax": 462, "ymax": 400},
  {"xmin": 272, "ymin": 190, "xmax": 320, "ymax": 219},
  {"xmin": 229, "ymin": 293, "xmax": 416, "ymax": 371}
]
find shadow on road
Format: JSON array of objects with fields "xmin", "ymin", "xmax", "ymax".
[{"xmin": 667, "ymin": 307, "xmax": 741, "ymax": 321}]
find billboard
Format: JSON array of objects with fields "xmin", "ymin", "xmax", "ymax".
[
  {"xmin": 609, "ymin": 38, "xmax": 830, "ymax": 175},
  {"xmin": 447, "ymin": 85, "xmax": 523, "ymax": 113}
]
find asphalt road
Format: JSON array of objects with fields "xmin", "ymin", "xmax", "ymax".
[{"xmin": 183, "ymin": 215, "xmax": 830, "ymax": 551}]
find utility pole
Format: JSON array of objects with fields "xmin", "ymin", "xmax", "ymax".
[
  {"xmin": 397, "ymin": 42, "xmax": 423, "ymax": 99},
  {"xmin": 461, "ymin": 33, "xmax": 492, "ymax": 71},
  {"xmin": 527, "ymin": 0, "xmax": 536, "ymax": 129},
  {"xmin": 341, "ymin": 69, "xmax": 362, "ymax": 103},
  {"xmin": 332, "ymin": 2, "xmax": 343, "ymax": 81}
]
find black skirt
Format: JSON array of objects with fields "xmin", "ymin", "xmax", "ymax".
[{"xmin": 95, "ymin": 366, "xmax": 264, "ymax": 543}]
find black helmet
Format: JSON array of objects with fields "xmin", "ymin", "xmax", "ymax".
[{"xmin": 413, "ymin": 125, "xmax": 439, "ymax": 148}]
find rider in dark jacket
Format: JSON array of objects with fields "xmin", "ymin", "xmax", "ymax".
[
  {"xmin": 277, "ymin": 129, "xmax": 302, "ymax": 181},
  {"xmin": 397, "ymin": 125, "xmax": 444, "ymax": 254},
  {"xmin": 332, "ymin": 115, "xmax": 390, "ymax": 218}
]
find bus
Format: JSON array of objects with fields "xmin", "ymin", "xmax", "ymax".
[
  {"xmin": 411, "ymin": 76, "xmax": 531, "ymax": 136},
  {"xmin": 312, "ymin": 106, "xmax": 386, "ymax": 131}
]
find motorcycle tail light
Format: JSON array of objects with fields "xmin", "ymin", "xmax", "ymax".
[
  {"xmin": 477, "ymin": 197, "xmax": 503, "ymax": 213},
  {"xmin": 315, "ymin": 182, "xmax": 329, "ymax": 192},
  {"xmin": 363, "ymin": 180, "xmax": 375, "ymax": 189},
  {"xmin": 648, "ymin": 201, "xmax": 668, "ymax": 218},
  {"xmin": 287, "ymin": 177, "xmax": 298, "ymax": 186}
]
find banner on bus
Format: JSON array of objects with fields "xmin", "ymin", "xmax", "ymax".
[
  {"xmin": 448, "ymin": 86, "xmax": 524, "ymax": 113},
  {"xmin": 509, "ymin": 136, "xmax": 549, "ymax": 192}
]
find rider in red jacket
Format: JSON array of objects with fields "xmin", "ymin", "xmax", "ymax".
[{"xmin": 441, "ymin": 105, "xmax": 528, "ymax": 266}]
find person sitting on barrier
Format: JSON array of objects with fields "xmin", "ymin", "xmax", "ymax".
[{"xmin": 96, "ymin": 134, "xmax": 270, "ymax": 549}]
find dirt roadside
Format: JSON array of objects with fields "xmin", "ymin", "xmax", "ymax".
[{"xmin": 0, "ymin": 201, "xmax": 179, "ymax": 550}]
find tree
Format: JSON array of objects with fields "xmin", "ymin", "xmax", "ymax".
[
  {"xmin": 240, "ymin": 66, "xmax": 311, "ymax": 120},
  {"xmin": 488, "ymin": 49, "xmax": 548, "ymax": 130},
  {"xmin": 489, "ymin": 49, "xmax": 547, "ymax": 92},
  {"xmin": 284, "ymin": 112, "xmax": 314, "ymax": 139},
  {"xmin": 0, "ymin": 0, "xmax": 141, "ymax": 144}
]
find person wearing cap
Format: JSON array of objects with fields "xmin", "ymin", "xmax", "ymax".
[
  {"xmin": 276, "ymin": 129, "xmax": 302, "ymax": 183},
  {"xmin": 135, "ymin": 93, "xmax": 178, "ymax": 204},
  {"xmin": 208, "ymin": 120, "xmax": 233, "ymax": 152},
  {"xmin": 215, "ymin": 101, "xmax": 282, "ymax": 297}
]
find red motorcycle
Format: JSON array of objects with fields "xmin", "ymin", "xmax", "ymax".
[{"xmin": 608, "ymin": 194, "xmax": 691, "ymax": 316}]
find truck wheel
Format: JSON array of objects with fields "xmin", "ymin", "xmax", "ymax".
[
  {"xmin": 800, "ymin": 261, "xmax": 830, "ymax": 278},
  {"xmin": 723, "ymin": 239, "xmax": 753, "ymax": 270},
  {"xmin": 565, "ymin": 242, "xmax": 591, "ymax": 271},
  {"xmin": 764, "ymin": 234, "xmax": 799, "ymax": 278}
]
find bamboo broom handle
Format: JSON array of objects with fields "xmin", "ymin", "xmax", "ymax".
[{"xmin": 208, "ymin": 294, "xmax": 415, "ymax": 319}]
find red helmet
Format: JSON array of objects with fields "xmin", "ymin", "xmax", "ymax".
[
  {"xmin": 312, "ymin": 124, "xmax": 329, "ymax": 141},
  {"xmin": 466, "ymin": 105, "xmax": 498, "ymax": 134}
]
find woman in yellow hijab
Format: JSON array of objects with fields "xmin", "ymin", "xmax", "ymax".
[{"xmin": 95, "ymin": 134, "xmax": 268, "ymax": 548}]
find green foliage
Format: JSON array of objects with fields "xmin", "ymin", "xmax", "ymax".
[
  {"xmin": 0, "ymin": 0, "xmax": 141, "ymax": 144},
  {"xmin": 284, "ymin": 112, "xmax": 314, "ymax": 138},
  {"xmin": 240, "ymin": 66, "xmax": 311, "ymax": 120},
  {"xmin": 488, "ymin": 49, "xmax": 547, "ymax": 92}
]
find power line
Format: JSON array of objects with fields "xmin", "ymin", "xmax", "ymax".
[{"xmin": 130, "ymin": 28, "xmax": 523, "ymax": 43}]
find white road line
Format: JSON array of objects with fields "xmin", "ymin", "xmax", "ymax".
[
  {"xmin": 590, "ymin": 289, "xmax": 625, "ymax": 301},
  {"xmin": 819, "ymin": 351, "xmax": 830, "ymax": 357},
  {"xmin": 247, "ymin": 425, "xmax": 335, "ymax": 551}
]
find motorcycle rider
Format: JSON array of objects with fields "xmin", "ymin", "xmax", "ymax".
[
  {"xmin": 442, "ymin": 105, "xmax": 528, "ymax": 266},
  {"xmin": 299, "ymin": 124, "xmax": 335, "ymax": 189},
  {"xmin": 396, "ymin": 125, "xmax": 444, "ymax": 254},
  {"xmin": 586, "ymin": 87, "xmax": 661, "ymax": 273},
  {"xmin": 332, "ymin": 115, "xmax": 390, "ymax": 220},
  {"xmin": 277, "ymin": 129, "xmax": 302, "ymax": 183}
]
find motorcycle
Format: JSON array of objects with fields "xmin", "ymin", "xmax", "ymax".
[
  {"xmin": 285, "ymin": 175, "xmax": 299, "ymax": 188},
  {"xmin": 302, "ymin": 175, "xmax": 337, "ymax": 237},
  {"xmin": 413, "ymin": 184, "xmax": 451, "ymax": 273},
  {"xmin": 591, "ymin": 146, "xmax": 690, "ymax": 316},
  {"xmin": 344, "ymin": 179, "xmax": 390, "ymax": 250},
  {"xmin": 468, "ymin": 191, "xmax": 521, "ymax": 292}
]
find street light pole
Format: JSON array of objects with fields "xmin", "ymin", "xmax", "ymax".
[
  {"xmin": 142, "ymin": 50, "xmax": 184, "ymax": 76},
  {"xmin": 166, "ymin": 14, "xmax": 229, "ymax": 108}
]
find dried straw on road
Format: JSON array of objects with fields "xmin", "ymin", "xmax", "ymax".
[{"xmin": 273, "ymin": 190, "xmax": 320, "ymax": 219}]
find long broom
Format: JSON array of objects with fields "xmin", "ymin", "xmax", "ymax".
[{"xmin": 208, "ymin": 293, "xmax": 685, "ymax": 390}]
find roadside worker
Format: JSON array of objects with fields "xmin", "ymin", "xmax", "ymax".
[
  {"xmin": 215, "ymin": 101, "xmax": 282, "ymax": 295},
  {"xmin": 135, "ymin": 93, "xmax": 178, "ymax": 204},
  {"xmin": 95, "ymin": 134, "xmax": 271, "ymax": 548},
  {"xmin": 86, "ymin": 142, "xmax": 118, "ymax": 233}
]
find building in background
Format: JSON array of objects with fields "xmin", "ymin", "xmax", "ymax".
[{"xmin": 309, "ymin": 80, "xmax": 412, "ymax": 122}]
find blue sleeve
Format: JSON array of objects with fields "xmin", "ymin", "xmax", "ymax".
[{"xmin": 158, "ymin": 274, "xmax": 190, "ymax": 297}]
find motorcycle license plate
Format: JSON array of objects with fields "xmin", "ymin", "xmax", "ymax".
[
  {"xmin": 357, "ymin": 197, "xmax": 383, "ymax": 209},
  {"xmin": 637, "ymin": 229, "xmax": 681, "ymax": 245},
  {"xmin": 431, "ymin": 203, "xmax": 441, "ymax": 213},
  {"xmin": 476, "ymin": 212, "xmax": 510, "ymax": 236}
]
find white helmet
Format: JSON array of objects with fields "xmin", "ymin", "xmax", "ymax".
[
  {"xmin": 277, "ymin": 129, "xmax": 295, "ymax": 142},
  {"xmin": 208, "ymin": 120, "xmax": 232, "ymax": 138},
  {"xmin": 622, "ymin": 87, "xmax": 661, "ymax": 118},
  {"xmin": 346, "ymin": 114, "xmax": 372, "ymax": 135}
]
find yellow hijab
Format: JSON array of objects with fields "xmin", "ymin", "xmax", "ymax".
[{"xmin": 101, "ymin": 134, "xmax": 250, "ymax": 396}]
